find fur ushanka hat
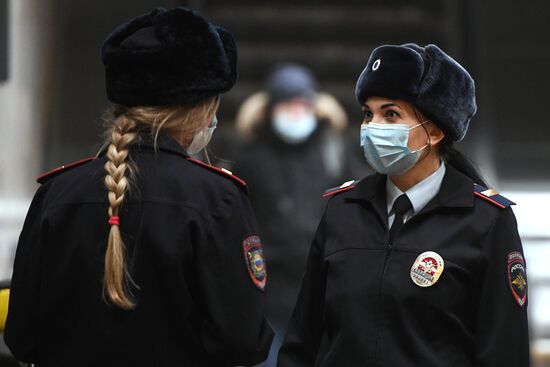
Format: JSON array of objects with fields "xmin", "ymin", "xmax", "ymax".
[
  {"xmin": 355, "ymin": 43, "xmax": 476, "ymax": 142},
  {"xmin": 101, "ymin": 7, "xmax": 237, "ymax": 107}
]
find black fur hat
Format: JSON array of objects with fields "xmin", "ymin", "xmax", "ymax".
[
  {"xmin": 355, "ymin": 44, "xmax": 476, "ymax": 141},
  {"xmin": 101, "ymin": 7, "xmax": 237, "ymax": 107}
]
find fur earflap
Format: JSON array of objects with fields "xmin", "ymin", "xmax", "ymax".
[
  {"xmin": 101, "ymin": 7, "xmax": 237, "ymax": 106},
  {"xmin": 355, "ymin": 43, "xmax": 476, "ymax": 141}
]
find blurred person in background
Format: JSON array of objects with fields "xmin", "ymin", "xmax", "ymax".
[
  {"xmin": 4, "ymin": 7, "xmax": 273, "ymax": 367},
  {"xmin": 234, "ymin": 64, "xmax": 358, "ymax": 366},
  {"xmin": 278, "ymin": 44, "xmax": 529, "ymax": 366}
]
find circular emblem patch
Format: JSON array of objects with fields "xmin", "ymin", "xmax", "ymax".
[
  {"xmin": 410, "ymin": 251, "xmax": 445, "ymax": 287},
  {"xmin": 507, "ymin": 251, "xmax": 527, "ymax": 307},
  {"xmin": 372, "ymin": 58, "xmax": 381, "ymax": 71}
]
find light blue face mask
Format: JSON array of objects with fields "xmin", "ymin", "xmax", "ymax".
[
  {"xmin": 360, "ymin": 121, "xmax": 430, "ymax": 176},
  {"xmin": 187, "ymin": 116, "xmax": 217, "ymax": 155},
  {"xmin": 272, "ymin": 112, "xmax": 318, "ymax": 144}
]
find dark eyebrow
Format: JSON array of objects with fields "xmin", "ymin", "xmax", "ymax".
[
  {"xmin": 363, "ymin": 102, "xmax": 402, "ymax": 111},
  {"xmin": 380, "ymin": 103, "xmax": 402, "ymax": 110}
]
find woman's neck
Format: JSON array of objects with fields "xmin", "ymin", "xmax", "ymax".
[{"xmin": 389, "ymin": 150, "xmax": 441, "ymax": 192}]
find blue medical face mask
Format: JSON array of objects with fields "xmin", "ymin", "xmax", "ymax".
[
  {"xmin": 272, "ymin": 111, "xmax": 317, "ymax": 144},
  {"xmin": 187, "ymin": 116, "xmax": 217, "ymax": 155},
  {"xmin": 360, "ymin": 121, "xmax": 430, "ymax": 176}
]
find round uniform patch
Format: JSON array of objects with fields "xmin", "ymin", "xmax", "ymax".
[
  {"xmin": 243, "ymin": 235, "xmax": 266, "ymax": 291},
  {"xmin": 410, "ymin": 251, "xmax": 445, "ymax": 287},
  {"xmin": 507, "ymin": 251, "xmax": 527, "ymax": 307},
  {"xmin": 372, "ymin": 58, "xmax": 381, "ymax": 71}
]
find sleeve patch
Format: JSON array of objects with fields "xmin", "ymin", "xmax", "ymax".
[
  {"xmin": 243, "ymin": 235, "xmax": 266, "ymax": 291},
  {"xmin": 507, "ymin": 251, "xmax": 527, "ymax": 307}
]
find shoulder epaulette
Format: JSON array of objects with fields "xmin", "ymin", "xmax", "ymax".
[
  {"xmin": 474, "ymin": 183, "xmax": 515, "ymax": 209},
  {"xmin": 186, "ymin": 157, "xmax": 247, "ymax": 187},
  {"xmin": 36, "ymin": 157, "xmax": 96, "ymax": 184},
  {"xmin": 323, "ymin": 180, "xmax": 359, "ymax": 198}
]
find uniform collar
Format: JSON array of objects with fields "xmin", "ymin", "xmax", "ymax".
[
  {"xmin": 345, "ymin": 173, "xmax": 388, "ymax": 228},
  {"xmin": 386, "ymin": 161, "xmax": 446, "ymax": 215},
  {"xmin": 134, "ymin": 130, "xmax": 190, "ymax": 159},
  {"xmin": 345, "ymin": 172, "xmax": 385, "ymax": 202},
  {"xmin": 346, "ymin": 163, "xmax": 474, "ymax": 209},
  {"xmin": 433, "ymin": 164, "xmax": 474, "ymax": 208}
]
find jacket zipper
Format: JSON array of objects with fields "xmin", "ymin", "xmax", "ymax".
[
  {"xmin": 373, "ymin": 234, "xmax": 393, "ymax": 364},
  {"xmin": 373, "ymin": 205, "xmax": 441, "ymax": 364},
  {"xmin": 383, "ymin": 241, "xmax": 393, "ymax": 274}
]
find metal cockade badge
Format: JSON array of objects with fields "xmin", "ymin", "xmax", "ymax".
[
  {"xmin": 410, "ymin": 251, "xmax": 445, "ymax": 287},
  {"xmin": 372, "ymin": 58, "xmax": 381, "ymax": 71}
]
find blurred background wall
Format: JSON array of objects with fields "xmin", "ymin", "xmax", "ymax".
[
  {"xmin": 2, "ymin": 0, "xmax": 550, "ymax": 187},
  {"xmin": 0, "ymin": 0, "xmax": 549, "ymax": 364}
]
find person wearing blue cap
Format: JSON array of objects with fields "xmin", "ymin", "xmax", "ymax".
[
  {"xmin": 233, "ymin": 63, "xmax": 355, "ymax": 366},
  {"xmin": 278, "ymin": 44, "xmax": 529, "ymax": 366},
  {"xmin": 4, "ymin": 7, "xmax": 273, "ymax": 366}
]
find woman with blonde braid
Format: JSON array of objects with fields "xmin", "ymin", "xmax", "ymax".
[
  {"xmin": 4, "ymin": 7, "xmax": 273, "ymax": 367},
  {"xmin": 103, "ymin": 111, "xmax": 138, "ymax": 308}
]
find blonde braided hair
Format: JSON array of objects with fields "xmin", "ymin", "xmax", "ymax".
[
  {"xmin": 102, "ymin": 97, "xmax": 219, "ymax": 310},
  {"xmin": 104, "ymin": 113, "xmax": 138, "ymax": 309}
]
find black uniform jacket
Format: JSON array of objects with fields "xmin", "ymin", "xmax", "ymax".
[
  {"xmin": 278, "ymin": 165, "xmax": 529, "ymax": 367},
  {"xmin": 234, "ymin": 123, "xmax": 356, "ymax": 327},
  {"xmin": 4, "ymin": 133, "xmax": 273, "ymax": 367}
]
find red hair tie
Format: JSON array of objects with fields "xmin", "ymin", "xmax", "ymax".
[{"xmin": 108, "ymin": 216, "xmax": 120, "ymax": 226}]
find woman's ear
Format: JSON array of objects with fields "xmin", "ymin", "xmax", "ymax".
[{"xmin": 427, "ymin": 122, "xmax": 445, "ymax": 146}]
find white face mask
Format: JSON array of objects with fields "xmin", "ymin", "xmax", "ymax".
[
  {"xmin": 272, "ymin": 111, "xmax": 317, "ymax": 144},
  {"xmin": 186, "ymin": 116, "xmax": 217, "ymax": 155},
  {"xmin": 360, "ymin": 121, "xmax": 430, "ymax": 176}
]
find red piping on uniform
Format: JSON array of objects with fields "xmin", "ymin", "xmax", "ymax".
[
  {"xmin": 37, "ymin": 157, "xmax": 96, "ymax": 182},
  {"xmin": 186, "ymin": 157, "xmax": 247, "ymax": 186},
  {"xmin": 474, "ymin": 192, "xmax": 506, "ymax": 209},
  {"xmin": 323, "ymin": 186, "xmax": 355, "ymax": 198}
]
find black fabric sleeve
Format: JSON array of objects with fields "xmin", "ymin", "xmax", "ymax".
[
  {"xmin": 474, "ymin": 208, "xmax": 530, "ymax": 367},
  {"xmin": 196, "ymin": 185, "xmax": 273, "ymax": 366},
  {"xmin": 4, "ymin": 185, "xmax": 48, "ymax": 363},
  {"xmin": 277, "ymin": 215, "xmax": 327, "ymax": 367}
]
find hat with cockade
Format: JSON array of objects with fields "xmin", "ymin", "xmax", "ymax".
[{"xmin": 355, "ymin": 43, "xmax": 476, "ymax": 141}]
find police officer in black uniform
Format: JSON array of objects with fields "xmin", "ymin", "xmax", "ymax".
[
  {"xmin": 278, "ymin": 44, "xmax": 529, "ymax": 366},
  {"xmin": 4, "ymin": 7, "xmax": 273, "ymax": 367}
]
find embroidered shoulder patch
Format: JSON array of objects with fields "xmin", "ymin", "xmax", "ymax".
[
  {"xmin": 474, "ymin": 183, "xmax": 515, "ymax": 209},
  {"xmin": 243, "ymin": 235, "xmax": 266, "ymax": 291},
  {"xmin": 36, "ymin": 157, "xmax": 96, "ymax": 184},
  {"xmin": 507, "ymin": 251, "xmax": 527, "ymax": 307},
  {"xmin": 323, "ymin": 180, "xmax": 359, "ymax": 198}
]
